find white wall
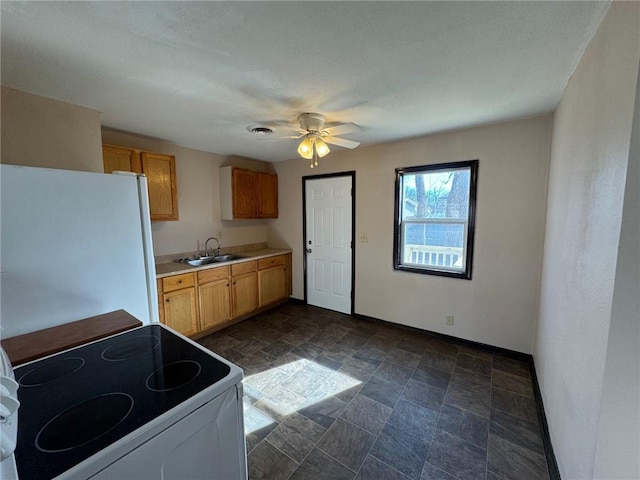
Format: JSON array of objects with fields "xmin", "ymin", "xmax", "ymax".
[
  {"xmin": 593, "ymin": 59, "xmax": 640, "ymax": 480},
  {"xmin": 100, "ymin": 129, "xmax": 271, "ymax": 257},
  {"xmin": 270, "ymin": 115, "xmax": 552, "ymax": 353},
  {"xmin": 1, "ymin": 86, "xmax": 103, "ymax": 172},
  {"xmin": 534, "ymin": 3, "xmax": 640, "ymax": 479}
]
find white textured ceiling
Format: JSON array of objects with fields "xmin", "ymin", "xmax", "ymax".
[{"xmin": 1, "ymin": 1, "xmax": 609, "ymax": 162}]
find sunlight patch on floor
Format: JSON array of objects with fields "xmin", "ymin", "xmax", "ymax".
[{"xmin": 242, "ymin": 359, "xmax": 361, "ymax": 434}]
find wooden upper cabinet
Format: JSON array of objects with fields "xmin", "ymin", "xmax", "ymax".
[
  {"xmin": 257, "ymin": 172, "xmax": 278, "ymax": 218},
  {"xmin": 141, "ymin": 152, "xmax": 179, "ymax": 221},
  {"xmin": 102, "ymin": 145, "xmax": 179, "ymax": 222},
  {"xmin": 232, "ymin": 168, "xmax": 258, "ymax": 219},
  {"xmin": 220, "ymin": 167, "xmax": 278, "ymax": 220},
  {"xmin": 102, "ymin": 145, "xmax": 141, "ymax": 173}
]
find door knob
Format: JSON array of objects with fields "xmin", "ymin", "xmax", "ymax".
[{"xmin": 305, "ymin": 248, "xmax": 312, "ymax": 254}]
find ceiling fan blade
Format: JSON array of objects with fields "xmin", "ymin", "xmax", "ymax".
[
  {"xmin": 324, "ymin": 137, "xmax": 360, "ymax": 149},
  {"xmin": 323, "ymin": 123, "xmax": 360, "ymax": 136}
]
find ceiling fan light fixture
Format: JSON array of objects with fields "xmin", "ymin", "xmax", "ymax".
[
  {"xmin": 315, "ymin": 139, "xmax": 330, "ymax": 158},
  {"xmin": 294, "ymin": 113, "xmax": 359, "ymax": 167},
  {"xmin": 297, "ymin": 136, "xmax": 314, "ymax": 159}
]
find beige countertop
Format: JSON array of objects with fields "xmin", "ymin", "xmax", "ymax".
[{"xmin": 155, "ymin": 248, "xmax": 292, "ymax": 278}]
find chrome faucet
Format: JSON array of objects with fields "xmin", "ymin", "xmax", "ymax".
[{"xmin": 204, "ymin": 237, "xmax": 221, "ymax": 257}]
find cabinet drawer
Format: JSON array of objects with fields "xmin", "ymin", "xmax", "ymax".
[
  {"xmin": 258, "ymin": 255, "xmax": 285, "ymax": 270},
  {"xmin": 162, "ymin": 272, "xmax": 195, "ymax": 292},
  {"xmin": 198, "ymin": 266, "xmax": 230, "ymax": 284},
  {"xmin": 231, "ymin": 260, "xmax": 257, "ymax": 276}
]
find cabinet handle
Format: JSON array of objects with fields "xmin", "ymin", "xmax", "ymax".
[
  {"xmin": 178, "ymin": 280, "xmax": 183, "ymax": 284},
  {"xmin": 166, "ymin": 299, "xmax": 170, "ymax": 302}
]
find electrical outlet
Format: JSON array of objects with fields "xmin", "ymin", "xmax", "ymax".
[
  {"xmin": 446, "ymin": 315, "xmax": 454, "ymax": 325},
  {"xmin": 358, "ymin": 232, "xmax": 369, "ymax": 243},
  {"xmin": 217, "ymin": 230, "xmax": 223, "ymax": 239}
]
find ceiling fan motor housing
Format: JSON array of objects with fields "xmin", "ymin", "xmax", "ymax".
[{"xmin": 298, "ymin": 113, "xmax": 326, "ymax": 133}]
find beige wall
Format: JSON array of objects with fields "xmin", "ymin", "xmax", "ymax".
[
  {"xmin": 534, "ymin": 3, "xmax": 640, "ymax": 479},
  {"xmin": 1, "ymin": 86, "xmax": 103, "ymax": 172},
  {"xmin": 270, "ymin": 115, "xmax": 552, "ymax": 354},
  {"xmin": 594, "ymin": 61, "xmax": 640, "ymax": 480},
  {"xmin": 101, "ymin": 129, "xmax": 271, "ymax": 256}
]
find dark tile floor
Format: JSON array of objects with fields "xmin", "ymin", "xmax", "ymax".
[{"xmin": 198, "ymin": 302, "xmax": 550, "ymax": 480}]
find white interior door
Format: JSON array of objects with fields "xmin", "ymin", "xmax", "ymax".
[{"xmin": 304, "ymin": 175, "xmax": 353, "ymax": 314}]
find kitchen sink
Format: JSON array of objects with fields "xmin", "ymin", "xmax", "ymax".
[
  {"xmin": 212, "ymin": 254, "xmax": 243, "ymax": 262},
  {"xmin": 180, "ymin": 254, "xmax": 244, "ymax": 266}
]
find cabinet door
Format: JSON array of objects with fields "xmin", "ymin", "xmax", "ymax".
[
  {"xmin": 199, "ymin": 278, "xmax": 231, "ymax": 330},
  {"xmin": 102, "ymin": 145, "xmax": 141, "ymax": 173},
  {"xmin": 141, "ymin": 152, "xmax": 179, "ymax": 221},
  {"xmin": 231, "ymin": 271, "xmax": 258, "ymax": 318},
  {"xmin": 231, "ymin": 169, "xmax": 257, "ymax": 218},
  {"xmin": 257, "ymin": 172, "xmax": 278, "ymax": 218},
  {"xmin": 258, "ymin": 265, "xmax": 287, "ymax": 307},
  {"xmin": 163, "ymin": 287, "xmax": 198, "ymax": 336}
]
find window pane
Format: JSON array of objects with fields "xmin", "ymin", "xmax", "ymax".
[
  {"xmin": 404, "ymin": 223, "xmax": 465, "ymax": 247},
  {"xmin": 394, "ymin": 160, "xmax": 477, "ymax": 280},
  {"xmin": 403, "ymin": 222, "xmax": 465, "ymax": 271},
  {"xmin": 402, "ymin": 169, "xmax": 470, "ymax": 220}
]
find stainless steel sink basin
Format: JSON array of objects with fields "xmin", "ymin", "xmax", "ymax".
[
  {"xmin": 212, "ymin": 254, "xmax": 243, "ymax": 262},
  {"xmin": 185, "ymin": 258, "xmax": 215, "ymax": 266},
  {"xmin": 181, "ymin": 254, "xmax": 244, "ymax": 266}
]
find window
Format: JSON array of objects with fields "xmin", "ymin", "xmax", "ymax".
[{"xmin": 394, "ymin": 160, "xmax": 478, "ymax": 280}]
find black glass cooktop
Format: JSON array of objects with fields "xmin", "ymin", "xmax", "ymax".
[{"xmin": 14, "ymin": 324, "xmax": 232, "ymax": 480}]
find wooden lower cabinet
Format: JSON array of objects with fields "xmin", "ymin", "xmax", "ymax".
[
  {"xmin": 258, "ymin": 265, "xmax": 287, "ymax": 306},
  {"xmin": 199, "ymin": 278, "xmax": 231, "ymax": 330},
  {"xmin": 231, "ymin": 272, "xmax": 258, "ymax": 318},
  {"xmin": 258, "ymin": 253, "xmax": 291, "ymax": 306},
  {"xmin": 163, "ymin": 287, "xmax": 198, "ymax": 336},
  {"xmin": 160, "ymin": 272, "xmax": 198, "ymax": 336},
  {"xmin": 159, "ymin": 253, "xmax": 291, "ymax": 337}
]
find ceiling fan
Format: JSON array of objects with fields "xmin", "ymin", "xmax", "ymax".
[{"xmin": 286, "ymin": 113, "xmax": 360, "ymax": 168}]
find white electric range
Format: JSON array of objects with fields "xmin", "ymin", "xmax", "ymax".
[{"xmin": 10, "ymin": 324, "xmax": 247, "ymax": 479}]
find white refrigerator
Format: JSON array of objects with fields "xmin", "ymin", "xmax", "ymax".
[{"xmin": 0, "ymin": 164, "xmax": 159, "ymax": 339}]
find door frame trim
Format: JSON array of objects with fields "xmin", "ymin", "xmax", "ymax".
[{"xmin": 302, "ymin": 171, "xmax": 356, "ymax": 315}]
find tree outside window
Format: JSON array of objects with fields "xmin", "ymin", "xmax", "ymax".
[{"xmin": 393, "ymin": 160, "xmax": 478, "ymax": 279}]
